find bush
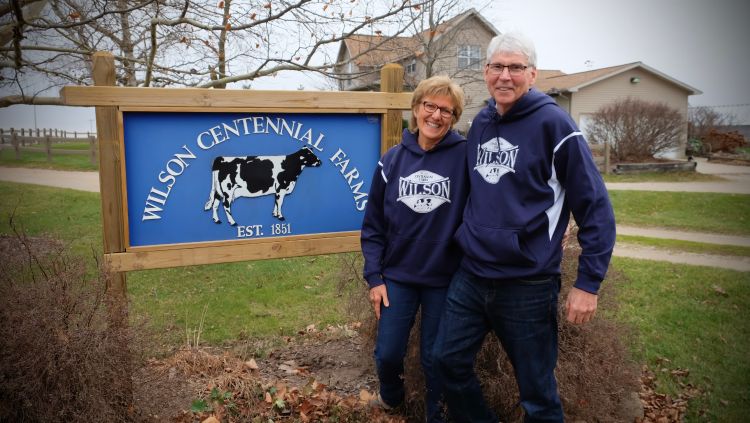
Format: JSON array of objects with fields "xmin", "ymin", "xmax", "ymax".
[
  {"xmin": 587, "ymin": 98, "xmax": 685, "ymax": 162},
  {"xmin": 0, "ymin": 229, "xmax": 138, "ymax": 422},
  {"xmin": 702, "ymin": 129, "xmax": 747, "ymax": 153}
]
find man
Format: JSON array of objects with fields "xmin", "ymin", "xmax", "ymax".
[{"xmin": 433, "ymin": 31, "xmax": 616, "ymax": 422}]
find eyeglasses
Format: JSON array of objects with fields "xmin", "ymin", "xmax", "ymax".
[
  {"xmin": 422, "ymin": 101, "xmax": 455, "ymax": 119},
  {"xmin": 486, "ymin": 63, "xmax": 529, "ymax": 76}
]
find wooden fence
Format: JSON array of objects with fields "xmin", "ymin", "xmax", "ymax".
[{"xmin": 0, "ymin": 128, "xmax": 97, "ymax": 165}]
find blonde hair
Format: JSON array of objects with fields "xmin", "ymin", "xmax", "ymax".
[{"xmin": 409, "ymin": 75, "xmax": 465, "ymax": 131}]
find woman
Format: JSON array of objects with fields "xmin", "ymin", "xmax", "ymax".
[{"xmin": 361, "ymin": 75, "xmax": 467, "ymax": 422}]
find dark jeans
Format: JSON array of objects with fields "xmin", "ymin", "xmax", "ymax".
[
  {"xmin": 374, "ymin": 280, "xmax": 448, "ymax": 423},
  {"xmin": 433, "ymin": 268, "xmax": 563, "ymax": 423}
]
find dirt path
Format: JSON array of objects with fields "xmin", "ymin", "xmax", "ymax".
[{"xmin": 0, "ymin": 166, "xmax": 99, "ymax": 192}]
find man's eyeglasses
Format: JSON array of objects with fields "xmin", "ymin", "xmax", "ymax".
[
  {"xmin": 422, "ymin": 101, "xmax": 455, "ymax": 119},
  {"xmin": 486, "ymin": 63, "xmax": 529, "ymax": 76}
]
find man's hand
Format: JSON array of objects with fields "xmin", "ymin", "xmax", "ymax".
[
  {"xmin": 369, "ymin": 284, "xmax": 389, "ymax": 320},
  {"xmin": 565, "ymin": 287, "xmax": 598, "ymax": 324}
]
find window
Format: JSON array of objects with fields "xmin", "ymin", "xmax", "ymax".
[
  {"xmin": 405, "ymin": 59, "xmax": 416, "ymax": 74},
  {"xmin": 458, "ymin": 45, "xmax": 481, "ymax": 70}
]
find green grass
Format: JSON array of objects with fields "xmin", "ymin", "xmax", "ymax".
[
  {"xmin": 609, "ymin": 257, "xmax": 750, "ymax": 421},
  {"xmin": 0, "ymin": 147, "xmax": 98, "ymax": 171},
  {"xmin": 602, "ymin": 171, "xmax": 723, "ymax": 183},
  {"xmin": 0, "ymin": 181, "xmax": 358, "ymax": 348},
  {"xmin": 52, "ymin": 142, "xmax": 93, "ymax": 151},
  {"xmin": 610, "ymin": 191, "xmax": 750, "ymax": 235},
  {"xmin": 128, "ymin": 254, "xmax": 356, "ymax": 347},
  {"xmin": 3, "ymin": 180, "xmax": 749, "ymax": 418},
  {"xmin": 618, "ymin": 235, "xmax": 750, "ymax": 257},
  {"xmin": 0, "ymin": 181, "xmax": 102, "ymax": 254}
]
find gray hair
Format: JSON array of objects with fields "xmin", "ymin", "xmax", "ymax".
[{"xmin": 486, "ymin": 31, "xmax": 537, "ymax": 68}]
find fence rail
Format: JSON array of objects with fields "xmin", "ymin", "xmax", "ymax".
[{"xmin": 0, "ymin": 128, "xmax": 97, "ymax": 165}]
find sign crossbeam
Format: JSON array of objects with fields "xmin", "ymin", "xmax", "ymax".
[{"xmin": 61, "ymin": 86, "xmax": 413, "ymax": 109}]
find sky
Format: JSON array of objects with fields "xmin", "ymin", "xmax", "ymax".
[{"xmin": 1, "ymin": 0, "xmax": 748, "ymax": 132}]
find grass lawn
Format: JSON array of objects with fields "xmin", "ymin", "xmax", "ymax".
[
  {"xmin": 128, "ymin": 254, "xmax": 358, "ymax": 348},
  {"xmin": 609, "ymin": 190, "xmax": 750, "ymax": 235},
  {"xmin": 2, "ymin": 181, "xmax": 749, "ymax": 419},
  {"xmin": 0, "ymin": 181, "xmax": 359, "ymax": 349},
  {"xmin": 609, "ymin": 257, "xmax": 750, "ymax": 421},
  {"xmin": 0, "ymin": 146, "xmax": 98, "ymax": 171}
]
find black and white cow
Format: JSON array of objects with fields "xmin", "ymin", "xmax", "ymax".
[{"xmin": 204, "ymin": 146, "xmax": 321, "ymax": 225}]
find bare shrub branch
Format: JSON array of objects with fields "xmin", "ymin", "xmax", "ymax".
[
  {"xmin": 0, "ymin": 219, "xmax": 141, "ymax": 422},
  {"xmin": 587, "ymin": 97, "xmax": 685, "ymax": 162}
]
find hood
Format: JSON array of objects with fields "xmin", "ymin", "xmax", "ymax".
[
  {"xmin": 484, "ymin": 88, "xmax": 557, "ymax": 122},
  {"xmin": 400, "ymin": 128, "xmax": 465, "ymax": 155}
]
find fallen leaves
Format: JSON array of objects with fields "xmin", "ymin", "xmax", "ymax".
[
  {"xmin": 711, "ymin": 284, "xmax": 728, "ymax": 297},
  {"xmin": 636, "ymin": 364, "xmax": 704, "ymax": 423}
]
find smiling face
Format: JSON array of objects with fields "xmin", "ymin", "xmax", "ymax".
[
  {"xmin": 414, "ymin": 94, "xmax": 455, "ymax": 150},
  {"xmin": 484, "ymin": 51, "xmax": 537, "ymax": 115}
]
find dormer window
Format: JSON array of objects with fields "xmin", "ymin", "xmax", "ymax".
[
  {"xmin": 406, "ymin": 59, "xmax": 416, "ymax": 74},
  {"xmin": 458, "ymin": 45, "xmax": 481, "ymax": 70}
]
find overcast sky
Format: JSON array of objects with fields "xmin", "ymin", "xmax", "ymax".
[{"xmin": 1, "ymin": 0, "xmax": 748, "ymax": 132}]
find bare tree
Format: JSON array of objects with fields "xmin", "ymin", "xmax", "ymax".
[
  {"xmin": 586, "ymin": 97, "xmax": 685, "ymax": 162},
  {"xmin": 688, "ymin": 105, "xmax": 735, "ymax": 141},
  {"xmin": 0, "ymin": 0, "xmax": 436, "ymax": 107},
  {"xmin": 405, "ymin": 1, "xmax": 491, "ymax": 86}
]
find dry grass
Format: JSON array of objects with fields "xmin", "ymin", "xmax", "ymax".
[{"xmin": 0, "ymin": 226, "xmax": 140, "ymax": 422}]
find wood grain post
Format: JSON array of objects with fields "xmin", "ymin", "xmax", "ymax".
[
  {"xmin": 380, "ymin": 63, "xmax": 405, "ymax": 155},
  {"xmin": 604, "ymin": 141, "xmax": 611, "ymax": 174},
  {"xmin": 93, "ymin": 51, "xmax": 127, "ymax": 314},
  {"xmin": 89, "ymin": 135, "xmax": 97, "ymax": 166},
  {"xmin": 11, "ymin": 128, "xmax": 20, "ymax": 159},
  {"xmin": 92, "ymin": 51, "xmax": 133, "ymax": 415},
  {"xmin": 45, "ymin": 135, "xmax": 52, "ymax": 162}
]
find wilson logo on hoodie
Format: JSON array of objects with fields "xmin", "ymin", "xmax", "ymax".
[
  {"xmin": 474, "ymin": 137, "xmax": 519, "ymax": 184},
  {"xmin": 397, "ymin": 170, "xmax": 451, "ymax": 213}
]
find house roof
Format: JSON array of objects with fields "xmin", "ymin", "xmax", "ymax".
[
  {"xmin": 341, "ymin": 35, "xmax": 420, "ymax": 67},
  {"xmin": 338, "ymin": 8, "xmax": 500, "ymax": 68},
  {"xmin": 535, "ymin": 62, "xmax": 702, "ymax": 95}
]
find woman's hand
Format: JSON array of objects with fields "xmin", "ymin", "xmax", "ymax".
[{"xmin": 369, "ymin": 284, "xmax": 390, "ymax": 320}]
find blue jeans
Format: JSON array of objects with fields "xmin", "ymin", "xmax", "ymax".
[
  {"xmin": 433, "ymin": 269, "xmax": 563, "ymax": 423},
  {"xmin": 374, "ymin": 280, "xmax": 448, "ymax": 423}
]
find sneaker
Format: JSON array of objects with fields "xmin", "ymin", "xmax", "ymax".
[{"xmin": 369, "ymin": 392, "xmax": 399, "ymax": 411}]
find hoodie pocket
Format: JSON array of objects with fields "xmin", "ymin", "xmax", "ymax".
[
  {"xmin": 455, "ymin": 219, "xmax": 536, "ymax": 266},
  {"xmin": 382, "ymin": 235, "xmax": 461, "ymax": 280}
]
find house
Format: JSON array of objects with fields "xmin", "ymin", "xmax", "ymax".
[
  {"xmin": 534, "ymin": 62, "xmax": 702, "ymax": 157},
  {"xmin": 334, "ymin": 8, "xmax": 500, "ymax": 132},
  {"xmin": 336, "ymin": 11, "xmax": 701, "ymax": 157}
]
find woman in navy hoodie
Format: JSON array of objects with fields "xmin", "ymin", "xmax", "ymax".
[{"xmin": 361, "ymin": 75, "xmax": 468, "ymax": 422}]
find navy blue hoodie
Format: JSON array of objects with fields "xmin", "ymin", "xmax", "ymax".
[
  {"xmin": 456, "ymin": 88, "xmax": 616, "ymax": 294},
  {"xmin": 361, "ymin": 128, "xmax": 468, "ymax": 289}
]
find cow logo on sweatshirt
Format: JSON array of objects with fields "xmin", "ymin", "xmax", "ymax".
[
  {"xmin": 397, "ymin": 170, "xmax": 451, "ymax": 213},
  {"xmin": 474, "ymin": 137, "xmax": 519, "ymax": 184}
]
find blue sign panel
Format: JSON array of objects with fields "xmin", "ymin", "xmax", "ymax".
[{"xmin": 123, "ymin": 112, "xmax": 381, "ymax": 247}]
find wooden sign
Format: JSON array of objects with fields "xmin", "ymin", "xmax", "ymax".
[{"xmin": 61, "ymin": 57, "xmax": 409, "ymax": 272}]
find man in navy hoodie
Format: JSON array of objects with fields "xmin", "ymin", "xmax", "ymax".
[{"xmin": 433, "ymin": 32, "xmax": 616, "ymax": 422}]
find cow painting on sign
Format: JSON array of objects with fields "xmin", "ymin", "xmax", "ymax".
[{"xmin": 205, "ymin": 146, "xmax": 322, "ymax": 225}]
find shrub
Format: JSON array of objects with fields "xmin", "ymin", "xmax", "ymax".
[
  {"xmin": 702, "ymin": 128, "xmax": 747, "ymax": 153},
  {"xmin": 0, "ymin": 228, "xmax": 138, "ymax": 422},
  {"xmin": 587, "ymin": 97, "xmax": 685, "ymax": 162}
]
